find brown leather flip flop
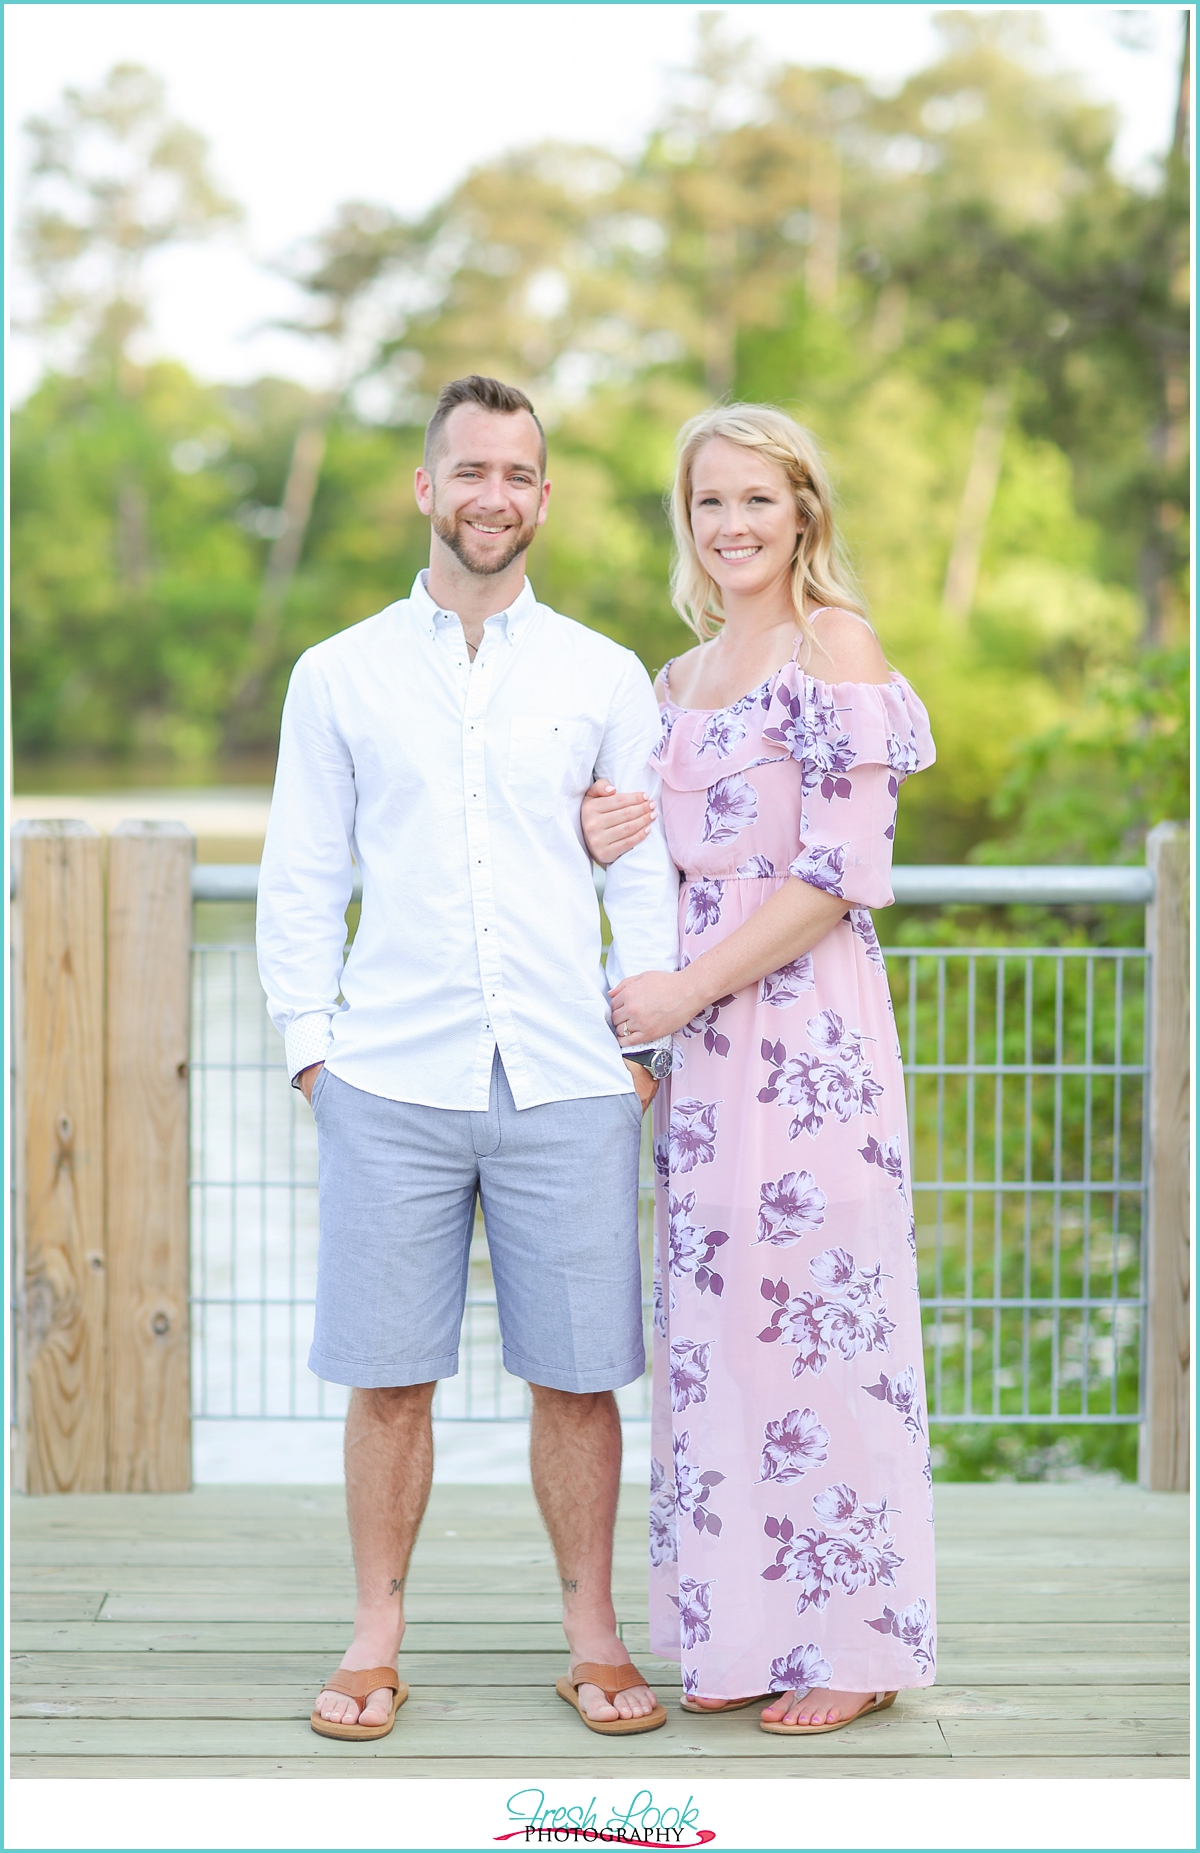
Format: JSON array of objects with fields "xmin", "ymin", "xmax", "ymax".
[
  {"xmin": 310, "ymin": 1666, "xmax": 408, "ymax": 1740},
  {"xmin": 556, "ymin": 1661, "xmax": 668, "ymax": 1735},
  {"xmin": 760, "ymin": 1688, "xmax": 897, "ymax": 1736}
]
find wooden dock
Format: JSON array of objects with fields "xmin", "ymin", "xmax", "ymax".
[{"xmin": 10, "ymin": 1477, "xmax": 1189, "ymax": 1779}]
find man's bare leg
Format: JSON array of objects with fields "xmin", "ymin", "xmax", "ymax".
[
  {"xmin": 529, "ymin": 1384, "xmax": 657, "ymax": 1725},
  {"xmin": 313, "ymin": 1382, "xmax": 436, "ymax": 1728}
]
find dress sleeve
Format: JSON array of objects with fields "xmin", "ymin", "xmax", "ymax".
[
  {"xmin": 782, "ymin": 674, "xmax": 935, "ymax": 910},
  {"xmin": 789, "ymin": 760, "xmax": 901, "ymax": 908}
]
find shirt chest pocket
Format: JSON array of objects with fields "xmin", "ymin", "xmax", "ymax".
[{"xmin": 506, "ymin": 716, "xmax": 595, "ymax": 818}]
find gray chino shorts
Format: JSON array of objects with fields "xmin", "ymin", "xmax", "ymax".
[{"xmin": 307, "ymin": 1052, "xmax": 646, "ymax": 1393}]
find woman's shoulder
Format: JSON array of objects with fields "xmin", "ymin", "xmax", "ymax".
[
  {"xmin": 804, "ymin": 607, "xmax": 890, "ymax": 685},
  {"xmin": 655, "ymin": 641, "xmax": 706, "ymax": 703}
]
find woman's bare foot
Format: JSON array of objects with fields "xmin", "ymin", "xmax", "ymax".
[
  {"xmin": 683, "ymin": 1694, "xmax": 762, "ymax": 1711},
  {"xmin": 761, "ymin": 1687, "xmax": 875, "ymax": 1727},
  {"xmin": 313, "ymin": 1621, "xmax": 403, "ymax": 1729}
]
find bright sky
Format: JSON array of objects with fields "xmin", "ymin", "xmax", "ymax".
[{"xmin": 5, "ymin": 3, "xmax": 1188, "ymax": 397}]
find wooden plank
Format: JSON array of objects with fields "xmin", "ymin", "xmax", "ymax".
[
  {"xmin": 68, "ymin": 1588, "xmax": 1185, "ymax": 1624},
  {"xmin": 940, "ymin": 1719, "xmax": 1191, "ymax": 1759},
  {"xmin": 11, "ymin": 1620, "xmax": 574, "ymax": 1653},
  {"xmin": 9, "ymin": 1595, "xmax": 107, "ymax": 1622},
  {"xmin": 105, "ymin": 822, "xmax": 193, "ymax": 1492},
  {"xmin": 94, "ymin": 1594, "xmax": 572, "ymax": 1622},
  {"xmin": 8, "ymin": 1713, "xmax": 949, "ymax": 1759},
  {"xmin": 8, "ymin": 1652, "xmax": 672, "ymax": 1688},
  {"xmin": 12, "ymin": 822, "xmax": 108, "ymax": 1494},
  {"xmin": 10, "ymin": 1755, "xmax": 1192, "ymax": 1781},
  {"xmin": 11, "ymin": 1684, "xmax": 1191, "ymax": 1724},
  {"xmin": 1140, "ymin": 821, "xmax": 1191, "ymax": 1492}
]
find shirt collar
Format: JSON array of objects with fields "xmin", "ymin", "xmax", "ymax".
[{"xmin": 410, "ymin": 569, "xmax": 538, "ymax": 646}]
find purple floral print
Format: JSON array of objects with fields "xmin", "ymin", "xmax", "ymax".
[
  {"xmin": 848, "ymin": 907, "xmax": 887, "ymax": 974},
  {"xmin": 860, "ymin": 1133, "xmax": 906, "ymax": 1184},
  {"xmin": 674, "ymin": 1429, "xmax": 725, "ymax": 1535},
  {"xmin": 768, "ymin": 1641, "xmax": 833, "ymax": 1693},
  {"xmin": 758, "ymin": 1249, "xmax": 897, "ymax": 1376},
  {"xmin": 698, "ymin": 711, "xmax": 748, "ymax": 759},
  {"xmin": 646, "ymin": 660, "xmax": 936, "ymax": 1697},
  {"xmin": 670, "ymin": 1576, "xmax": 714, "ymax": 1650},
  {"xmin": 649, "ymin": 1455, "xmax": 678, "ymax": 1567},
  {"xmin": 863, "ymin": 1365, "xmax": 925, "ymax": 1442},
  {"xmin": 887, "ymin": 732, "xmax": 921, "ymax": 775},
  {"xmin": 789, "ymin": 841, "xmax": 848, "ymax": 897},
  {"xmin": 757, "ymin": 1406, "xmax": 830, "ymax": 1485},
  {"xmin": 762, "ymin": 1483, "xmax": 904, "ymax": 1615},
  {"xmin": 702, "ymin": 774, "xmax": 758, "ymax": 845},
  {"xmin": 810, "ymin": 733, "xmax": 856, "ymax": 800},
  {"xmin": 682, "ymin": 995, "xmax": 736, "ymax": 1058},
  {"xmin": 668, "ymin": 1191, "xmax": 728, "ymax": 1297},
  {"xmin": 670, "ymin": 1337, "xmax": 712, "ymax": 1411},
  {"xmin": 686, "ymin": 879, "xmax": 724, "ymax": 935},
  {"xmin": 759, "ymin": 954, "xmax": 815, "ymax": 1008},
  {"xmin": 669, "ymin": 1097, "xmax": 720, "ymax": 1171},
  {"xmin": 867, "ymin": 1595, "xmax": 935, "ymax": 1676},
  {"xmin": 755, "ymin": 1170, "xmax": 828, "ymax": 1246},
  {"xmin": 758, "ymin": 1014, "xmax": 884, "ymax": 1140}
]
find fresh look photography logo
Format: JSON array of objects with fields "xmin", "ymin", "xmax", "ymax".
[{"xmin": 495, "ymin": 1789, "xmax": 715, "ymax": 1847}]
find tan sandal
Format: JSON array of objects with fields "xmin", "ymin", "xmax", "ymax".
[
  {"xmin": 760, "ymin": 1688, "xmax": 897, "ymax": 1736},
  {"xmin": 681, "ymin": 1692, "xmax": 769, "ymax": 1713},
  {"xmin": 310, "ymin": 1666, "xmax": 407, "ymax": 1740},
  {"xmin": 555, "ymin": 1661, "xmax": 668, "ymax": 1735}
]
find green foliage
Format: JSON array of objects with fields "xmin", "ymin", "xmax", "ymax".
[
  {"xmin": 931, "ymin": 1423, "xmax": 1138, "ymax": 1483},
  {"xmin": 13, "ymin": 16, "xmax": 1190, "ymax": 891},
  {"xmin": 12, "ymin": 24, "xmax": 1189, "ymax": 1484}
]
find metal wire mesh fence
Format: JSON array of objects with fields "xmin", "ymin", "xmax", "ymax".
[
  {"xmin": 190, "ymin": 939, "xmax": 1147, "ymax": 1428},
  {"xmin": 892, "ymin": 948, "xmax": 1147, "ymax": 1424}
]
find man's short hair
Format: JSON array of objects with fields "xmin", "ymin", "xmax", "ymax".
[{"xmin": 423, "ymin": 375, "xmax": 547, "ymax": 478}]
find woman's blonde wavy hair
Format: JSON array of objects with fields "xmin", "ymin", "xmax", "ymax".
[{"xmin": 668, "ymin": 403, "xmax": 865, "ymax": 648}]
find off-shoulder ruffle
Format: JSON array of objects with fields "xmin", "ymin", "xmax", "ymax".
[{"xmin": 651, "ymin": 666, "xmax": 935, "ymax": 793}]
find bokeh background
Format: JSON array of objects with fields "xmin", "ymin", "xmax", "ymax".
[{"xmin": 7, "ymin": 4, "xmax": 1191, "ymax": 1481}]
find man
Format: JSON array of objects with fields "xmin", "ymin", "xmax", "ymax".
[{"xmin": 256, "ymin": 375, "xmax": 679, "ymax": 1739}]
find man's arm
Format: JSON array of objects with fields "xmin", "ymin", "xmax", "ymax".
[
  {"xmin": 255, "ymin": 651, "xmax": 357, "ymax": 1086},
  {"xmin": 593, "ymin": 653, "xmax": 680, "ymax": 999}
]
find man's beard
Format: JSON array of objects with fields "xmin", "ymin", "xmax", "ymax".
[{"xmin": 430, "ymin": 503, "xmax": 538, "ymax": 577}]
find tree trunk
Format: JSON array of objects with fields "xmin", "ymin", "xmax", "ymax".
[
  {"xmin": 942, "ymin": 383, "xmax": 1010, "ymax": 625},
  {"xmin": 225, "ymin": 408, "xmax": 332, "ymax": 735}
]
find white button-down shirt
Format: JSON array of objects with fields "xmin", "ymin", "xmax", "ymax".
[{"xmin": 256, "ymin": 572, "xmax": 680, "ymax": 1111}]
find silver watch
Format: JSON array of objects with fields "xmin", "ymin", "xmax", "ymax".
[{"xmin": 624, "ymin": 1047, "xmax": 673, "ymax": 1081}]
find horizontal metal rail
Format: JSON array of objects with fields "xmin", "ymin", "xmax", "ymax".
[{"xmin": 190, "ymin": 862, "xmax": 1156, "ymax": 906}]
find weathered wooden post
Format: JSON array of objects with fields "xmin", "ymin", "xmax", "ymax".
[
  {"xmin": 105, "ymin": 822, "xmax": 194, "ymax": 1491},
  {"xmin": 11, "ymin": 822, "xmax": 108, "ymax": 1493},
  {"xmin": 1139, "ymin": 821, "xmax": 1190, "ymax": 1492}
]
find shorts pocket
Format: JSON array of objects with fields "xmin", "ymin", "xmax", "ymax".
[{"xmin": 310, "ymin": 1064, "xmax": 331, "ymax": 1109}]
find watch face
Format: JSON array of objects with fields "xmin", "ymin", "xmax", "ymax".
[{"xmin": 650, "ymin": 1049, "xmax": 673, "ymax": 1080}]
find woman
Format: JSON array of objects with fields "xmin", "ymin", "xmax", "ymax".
[{"xmin": 581, "ymin": 404, "xmax": 936, "ymax": 1734}]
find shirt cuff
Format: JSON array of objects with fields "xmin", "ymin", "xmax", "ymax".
[
  {"xmin": 285, "ymin": 1012, "xmax": 335, "ymax": 1086},
  {"xmin": 621, "ymin": 1034, "xmax": 674, "ymax": 1056}
]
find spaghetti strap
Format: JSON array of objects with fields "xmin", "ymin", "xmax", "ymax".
[{"xmin": 659, "ymin": 657, "xmax": 677, "ymax": 700}]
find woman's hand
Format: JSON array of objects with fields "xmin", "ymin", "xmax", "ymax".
[
  {"xmin": 609, "ymin": 969, "xmax": 699, "ymax": 1044},
  {"xmin": 582, "ymin": 779, "xmax": 656, "ymax": 866}
]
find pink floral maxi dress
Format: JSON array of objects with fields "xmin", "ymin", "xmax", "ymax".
[{"xmin": 647, "ymin": 661, "xmax": 938, "ymax": 1700}]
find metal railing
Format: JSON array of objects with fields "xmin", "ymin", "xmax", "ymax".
[{"xmin": 189, "ymin": 866, "xmax": 1150, "ymax": 1429}]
